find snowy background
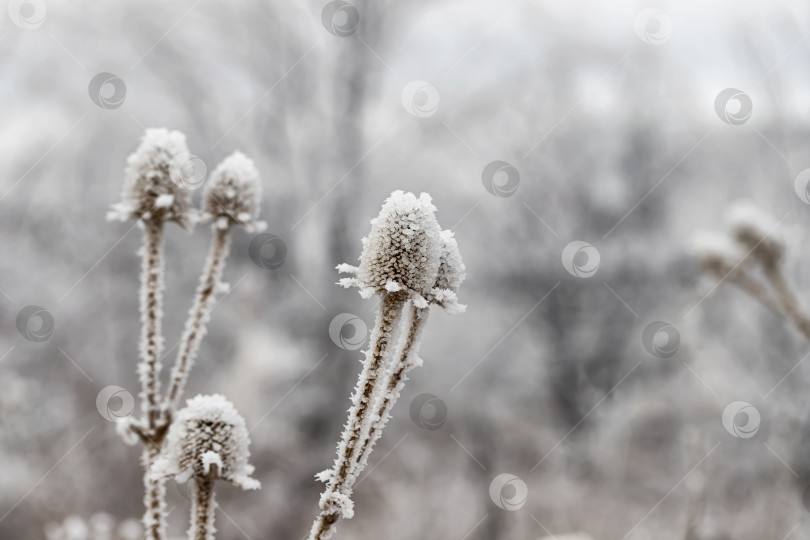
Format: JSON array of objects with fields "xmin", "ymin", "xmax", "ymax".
[{"xmin": 4, "ymin": 0, "xmax": 810, "ymax": 538}]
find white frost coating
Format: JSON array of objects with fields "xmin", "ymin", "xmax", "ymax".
[
  {"xmin": 202, "ymin": 151, "xmax": 266, "ymax": 232},
  {"xmin": 726, "ymin": 200, "xmax": 781, "ymax": 243},
  {"xmin": 319, "ymin": 491, "xmax": 354, "ymax": 519},
  {"xmin": 312, "ymin": 193, "xmax": 461, "ymax": 540},
  {"xmin": 725, "ymin": 199, "xmax": 784, "ymax": 264},
  {"xmin": 315, "ymin": 469, "xmax": 332, "ymax": 483},
  {"xmin": 352, "ymin": 231, "xmax": 465, "ymax": 477},
  {"xmin": 165, "ymin": 227, "xmax": 232, "ymax": 413},
  {"xmin": 107, "ymin": 128, "xmax": 194, "ymax": 230},
  {"xmin": 427, "ymin": 229, "xmax": 467, "ymax": 313},
  {"xmin": 152, "ymin": 394, "xmax": 260, "ymax": 491},
  {"xmin": 338, "ymin": 190, "xmax": 442, "ymax": 303},
  {"xmin": 690, "ymin": 230, "xmax": 744, "ymax": 265},
  {"xmin": 201, "ymin": 451, "xmax": 224, "ymax": 475},
  {"xmin": 154, "ymin": 194, "xmax": 174, "ymax": 209},
  {"xmin": 115, "ymin": 416, "xmax": 142, "ymax": 447}
]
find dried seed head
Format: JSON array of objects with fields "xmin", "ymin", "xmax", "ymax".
[
  {"xmin": 152, "ymin": 394, "xmax": 259, "ymax": 490},
  {"xmin": 691, "ymin": 230, "xmax": 745, "ymax": 277},
  {"xmin": 203, "ymin": 151, "xmax": 266, "ymax": 232},
  {"xmin": 107, "ymin": 128, "xmax": 194, "ymax": 229},
  {"xmin": 427, "ymin": 229, "xmax": 466, "ymax": 313},
  {"xmin": 726, "ymin": 200, "xmax": 784, "ymax": 267},
  {"xmin": 338, "ymin": 191, "xmax": 442, "ymax": 303}
]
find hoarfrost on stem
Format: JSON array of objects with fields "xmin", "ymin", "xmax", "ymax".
[
  {"xmin": 106, "ymin": 130, "xmax": 263, "ymax": 540},
  {"xmin": 353, "ymin": 228, "xmax": 466, "ymax": 477},
  {"xmin": 310, "ymin": 191, "xmax": 456, "ymax": 540},
  {"xmin": 106, "ymin": 127, "xmax": 198, "ymax": 540},
  {"xmin": 165, "ymin": 150, "xmax": 265, "ymax": 413}
]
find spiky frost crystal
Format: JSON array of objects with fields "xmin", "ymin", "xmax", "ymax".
[
  {"xmin": 107, "ymin": 128, "xmax": 194, "ymax": 229},
  {"xmin": 152, "ymin": 394, "xmax": 259, "ymax": 490},
  {"xmin": 338, "ymin": 191, "xmax": 442, "ymax": 305},
  {"xmin": 202, "ymin": 151, "xmax": 266, "ymax": 232}
]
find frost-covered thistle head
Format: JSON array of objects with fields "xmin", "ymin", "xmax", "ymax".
[
  {"xmin": 726, "ymin": 200, "xmax": 784, "ymax": 267},
  {"xmin": 691, "ymin": 230, "xmax": 745, "ymax": 277},
  {"xmin": 426, "ymin": 229, "xmax": 466, "ymax": 313},
  {"xmin": 202, "ymin": 151, "xmax": 266, "ymax": 232},
  {"xmin": 107, "ymin": 128, "xmax": 194, "ymax": 229},
  {"xmin": 338, "ymin": 191, "xmax": 442, "ymax": 306},
  {"xmin": 152, "ymin": 394, "xmax": 259, "ymax": 490}
]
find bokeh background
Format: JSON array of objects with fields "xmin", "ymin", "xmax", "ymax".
[{"xmin": 4, "ymin": 0, "xmax": 810, "ymax": 538}]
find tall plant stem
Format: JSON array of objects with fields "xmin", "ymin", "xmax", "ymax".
[
  {"xmin": 166, "ymin": 226, "xmax": 232, "ymax": 412},
  {"xmin": 141, "ymin": 438, "xmax": 167, "ymax": 540},
  {"xmin": 189, "ymin": 477, "xmax": 216, "ymax": 540},
  {"xmin": 138, "ymin": 219, "xmax": 168, "ymax": 540},
  {"xmin": 763, "ymin": 264, "xmax": 810, "ymax": 339},
  {"xmin": 309, "ymin": 291, "xmax": 408, "ymax": 540},
  {"xmin": 140, "ymin": 219, "xmax": 166, "ymax": 430},
  {"xmin": 352, "ymin": 303, "xmax": 429, "ymax": 476}
]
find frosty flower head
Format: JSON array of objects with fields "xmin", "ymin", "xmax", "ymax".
[
  {"xmin": 202, "ymin": 151, "xmax": 266, "ymax": 232},
  {"xmin": 691, "ymin": 230, "xmax": 745, "ymax": 277},
  {"xmin": 427, "ymin": 229, "xmax": 467, "ymax": 313},
  {"xmin": 726, "ymin": 200, "xmax": 784, "ymax": 267},
  {"xmin": 338, "ymin": 191, "xmax": 442, "ymax": 304},
  {"xmin": 152, "ymin": 394, "xmax": 259, "ymax": 490},
  {"xmin": 107, "ymin": 128, "xmax": 194, "ymax": 229}
]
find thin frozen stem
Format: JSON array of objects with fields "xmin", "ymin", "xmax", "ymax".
[
  {"xmin": 309, "ymin": 291, "xmax": 408, "ymax": 540},
  {"xmin": 189, "ymin": 477, "xmax": 216, "ymax": 540},
  {"xmin": 142, "ymin": 445, "xmax": 168, "ymax": 540},
  {"xmin": 139, "ymin": 219, "xmax": 166, "ymax": 431},
  {"xmin": 166, "ymin": 227, "xmax": 232, "ymax": 412},
  {"xmin": 763, "ymin": 264, "xmax": 810, "ymax": 339},
  {"xmin": 352, "ymin": 304, "xmax": 429, "ymax": 476},
  {"xmin": 138, "ymin": 220, "xmax": 169, "ymax": 540}
]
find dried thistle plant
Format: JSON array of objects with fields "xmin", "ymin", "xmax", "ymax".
[
  {"xmin": 165, "ymin": 151, "xmax": 266, "ymax": 414},
  {"xmin": 692, "ymin": 200, "xmax": 810, "ymax": 338},
  {"xmin": 352, "ymin": 229, "xmax": 466, "ymax": 477},
  {"xmin": 309, "ymin": 191, "xmax": 465, "ymax": 540},
  {"xmin": 108, "ymin": 130, "xmax": 263, "ymax": 540},
  {"xmin": 108, "ymin": 128, "xmax": 194, "ymax": 540},
  {"xmin": 152, "ymin": 394, "xmax": 259, "ymax": 540}
]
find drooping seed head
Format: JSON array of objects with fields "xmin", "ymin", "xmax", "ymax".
[
  {"xmin": 725, "ymin": 200, "xmax": 783, "ymax": 267},
  {"xmin": 107, "ymin": 128, "xmax": 194, "ymax": 229},
  {"xmin": 338, "ymin": 191, "xmax": 442, "ymax": 302},
  {"xmin": 203, "ymin": 151, "xmax": 266, "ymax": 232},
  {"xmin": 427, "ymin": 229, "xmax": 466, "ymax": 313},
  {"xmin": 152, "ymin": 394, "xmax": 259, "ymax": 490},
  {"xmin": 691, "ymin": 230, "xmax": 745, "ymax": 277}
]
